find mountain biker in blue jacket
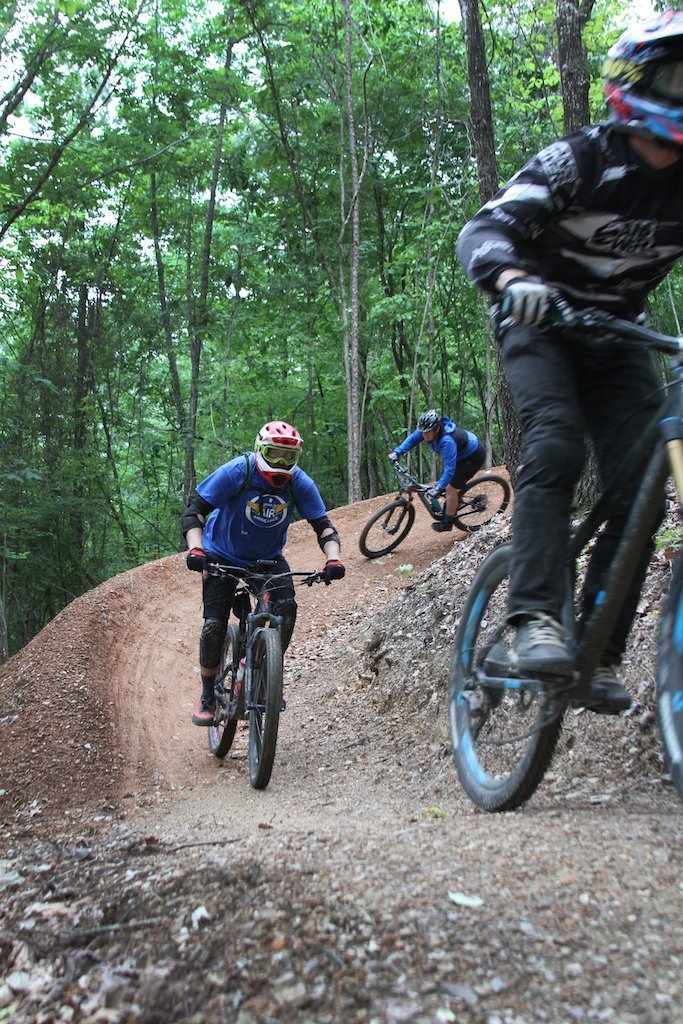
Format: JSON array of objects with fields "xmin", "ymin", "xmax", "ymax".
[
  {"xmin": 456, "ymin": 11, "xmax": 683, "ymax": 713},
  {"xmin": 181, "ymin": 420, "xmax": 345, "ymax": 726},
  {"xmin": 389, "ymin": 409, "xmax": 485, "ymax": 533}
]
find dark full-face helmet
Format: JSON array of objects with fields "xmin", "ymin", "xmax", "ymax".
[
  {"xmin": 604, "ymin": 11, "xmax": 683, "ymax": 148},
  {"xmin": 417, "ymin": 409, "xmax": 441, "ymax": 433},
  {"xmin": 254, "ymin": 420, "xmax": 303, "ymax": 487}
]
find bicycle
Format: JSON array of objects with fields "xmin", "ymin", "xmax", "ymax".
[
  {"xmin": 203, "ymin": 560, "xmax": 323, "ymax": 789},
  {"xmin": 358, "ymin": 460, "xmax": 511, "ymax": 559},
  {"xmin": 449, "ymin": 300, "xmax": 683, "ymax": 812}
]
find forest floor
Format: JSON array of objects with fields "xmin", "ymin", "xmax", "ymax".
[{"xmin": 1, "ymin": 478, "xmax": 682, "ymax": 1024}]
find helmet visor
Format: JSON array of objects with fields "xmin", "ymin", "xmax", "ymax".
[
  {"xmin": 650, "ymin": 62, "xmax": 683, "ymax": 102},
  {"xmin": 260, "ymin": 444, "xmax": 300, "ymax": 470}
]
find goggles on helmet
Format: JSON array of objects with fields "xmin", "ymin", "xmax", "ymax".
[{"xmin": 259, "ymin": 444, "xmax": 301, "ymax": 470}]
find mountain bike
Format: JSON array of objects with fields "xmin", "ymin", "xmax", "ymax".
[
  {"xmin": 449, "ymin": 302, "xmax": 683, "ymax": 812},
  {"xmin": 359, "ymin": 461, "xmax": 511, "ymax": 559},
  {"xmin": 204, "ymin": 561, "xmax": 323, "ymax": 789}
]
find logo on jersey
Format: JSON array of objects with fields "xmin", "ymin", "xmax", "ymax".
[{"xmin": 245, "ymin": 492, "xmax": 289, "ymax": 528}]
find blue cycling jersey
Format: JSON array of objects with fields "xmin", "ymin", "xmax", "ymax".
[
  {"xmin": 394, "ymin": 417, "xmax": 479, "ymax": 489},
  {"xmin": 197, "ymin": 454, "xmax": 327, "ymax": 565}
]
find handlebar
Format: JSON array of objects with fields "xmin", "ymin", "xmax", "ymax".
[
  {"xmin": 205, "ymin": 562, "xmax": 323, "ymax": 588},
  {"xmin": 389, "ymin": 459, "xmax": 442, "ymax": 494},
  {"xmin": 507, "ymin": 290, "xmax": 683, "ymax": 358}
]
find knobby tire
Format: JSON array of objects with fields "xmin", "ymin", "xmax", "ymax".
[
  {"xmin": 453, "ymin": 474, "xmax": 511, "ymax": 533},
  {"xmin": 449, "ymin": 543, "xmax": 564, "ymax": 811},
  {"xmin": 657, "ymin": 552, "xmax": 683, "ymax": 801},
  {"xmin": 208, "ymin": 624, "xmax": 241, "ymax": 759},
  {"xmin": 248, "ymin": 628, "xmax": 283, "ymax": 790},
  {"xmin": 358, "ymin": 497, "xmax": 416, "ymax": 558}
]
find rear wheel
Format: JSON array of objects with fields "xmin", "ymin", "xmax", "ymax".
[
  {"xmin": 358, "ymin": 498, "xmax": 416, "ymax": 558},
  {"xmin": 657, "ymin": 553, "xmax": 683, "ymax": 801},
  {"xmin": 449, "ymin": 543, "xmax": 564, "ymax": 811},
  {"xmin": 453, "ymin": 474, "xmax": 511, "ymax": 533},
  {"xmin": 248, "ymin": 628, "xmax": 283, "ymax": 790},
  {"xmin": 208, "ymin": 624, "xmax": 241, "ymax": 759}
]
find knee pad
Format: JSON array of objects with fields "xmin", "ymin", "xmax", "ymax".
[
  {"xmin": 271, "ymin": 598, "xmax": 297, "ymax": 652},
  {"xmin": 200, "ymin": 617, "xmax": 227, "ymax": 668}
]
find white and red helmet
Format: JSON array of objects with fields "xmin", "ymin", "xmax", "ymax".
[{"xmin": 254, "ymin": 421, "xmax": 304, "ymax": 487}]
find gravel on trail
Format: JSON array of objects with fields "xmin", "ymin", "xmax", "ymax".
[{"xmin": 1, "ymin": 485, "xmax": 682, "ymax": 1024}]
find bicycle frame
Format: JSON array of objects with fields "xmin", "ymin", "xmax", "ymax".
[
  {"xmin": 390, "ymin": 461, "xmax": 443, "ymax": 519},
  {"xmin": 569, "ymin": 361, "xmax": 683, "ymax": 685},
  {"xmin": 207, "ymin": 562, "xmax": 320, "ymax": 713}
]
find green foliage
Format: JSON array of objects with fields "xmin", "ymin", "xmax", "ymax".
[{"xmin": 0, "ymin": 0, "xmax": 663, "ymax": 652}]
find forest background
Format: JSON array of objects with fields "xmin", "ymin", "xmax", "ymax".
[{"xmin": 0, "ymin": 0, "xmax": 676, "ymax": 657}]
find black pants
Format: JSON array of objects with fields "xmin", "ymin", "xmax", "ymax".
[{"xmin": 500, "ymin": 321, "xmax": 662, "ymax": 664}]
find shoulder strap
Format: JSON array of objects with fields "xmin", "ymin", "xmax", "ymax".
[{"xmin": 238, "ymin": 452, "xmax": 251, "ymax": 494}]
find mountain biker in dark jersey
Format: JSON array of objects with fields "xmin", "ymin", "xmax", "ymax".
[
  {"xmin": 181, "ymin": 421, "xmax": 345, "ymax": 726},
  {"xmin": 389, "ymin": 409, "xmax": 485, "ymax": 533},
  {"xmin": 457, "ymin": 11, "xmax": 683, "ymax": 713}
]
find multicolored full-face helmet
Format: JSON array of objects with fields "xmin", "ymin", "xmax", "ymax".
[
  {"xmin": 604, "ymin": 11, "xmax": 683, "ymax": 148},
  {"xmin": 416, "ymin": 408, "xmax": 441, "ymax": 433},
  {"xmin": 254, "ymin": 421, "xmax": 303, "ymax": 488}
]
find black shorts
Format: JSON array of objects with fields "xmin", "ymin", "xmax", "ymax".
[{"xmin": 449, "ymin": 441, "xmax": 485, "ymax": 489}]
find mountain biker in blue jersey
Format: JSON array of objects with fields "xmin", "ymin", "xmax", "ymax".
[
  {"xmin": 182, "ymin": 420, "xmax": 345, "ymax": 726},
  {"xmin": 389, "ymin": 409, "xmax": 485, "ymax": 533},
  {"xmin": 457, "ymin": 11, "xmax": 683, "ymax": 713}
]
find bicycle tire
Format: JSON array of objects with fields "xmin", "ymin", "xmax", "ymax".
[
  {"xmin": 449, "ymin": 543, "xmax": 564, "ymax": 811},
  {"xmin": 208, "ymin": 624, "xmax": 241, "ymax": 759},
  {"xmin": 358, "ymin": 498, "xmax": 416, "ymax": 558},
  {"xmin": 248, "ymin": 628, "xmax": 283, "ymax": 790},
  {"xmin": 657, "ymin": 553, "xmax": 683, "ymax": 801},
  {"xmin": 453, "ymin": 474, "xmax": 511, "ymax": 533}
]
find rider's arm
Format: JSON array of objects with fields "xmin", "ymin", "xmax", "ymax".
[
  {"xmin": 181, "ymin": 488, "xmax": 215, "ymax": 544},
  {"xmin": 394, "ymin": 430, "xmax": 424, "ymax": 457},
  {"xmin": 309, "ymin": 515, "xmax": 341, "ymax": 559},
  {"xmin": 456, "ymin": 136, "xmax": 582, "ymax": 294},
  {"xmin": 436, "ymin": 436, "xmax": 457, "ymax": 490}
]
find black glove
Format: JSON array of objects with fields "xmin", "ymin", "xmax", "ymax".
[
  {"xmin": 322, "ymin": 559, "xmax": 345, "ymax": 585},
  {"xmin": 186, "ymin": 546, "xmax": 207, "ymax": 572},
  {"xmin": 501, "ymin": 276, "xmax": 552, "ymax": 326},
  {"xmin": 388, "ymin": 451, "xmax": 399, "ymax": 462}
]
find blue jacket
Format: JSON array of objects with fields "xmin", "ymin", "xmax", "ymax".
[{"xmin": 393, "ymin": 417, "xmax": 479, "ymax": 490}]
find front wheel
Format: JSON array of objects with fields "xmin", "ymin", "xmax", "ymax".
[
  {"xmin": 208, "ymin": 624, "xmax": 241, "ymax": 759},
  {"xmin": 358, "ymin": 498, "xmax": 416, "ymax": 558},
  {"xmin": 449, "ymin": 543, "xmax": 564, "ymax": 811},
  {"xmin": 657, "ymin": 554, "xmax": 683, "ymax": 801},
  {"xmin": 453, "ymin": 474, "xmax": 511, "ymax": 533},
  {"xmin": 248, "ymin": 628, "xmax": 284, "ymax": 790}
]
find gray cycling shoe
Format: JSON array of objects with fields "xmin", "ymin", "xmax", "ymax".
[
  {"xmin": 510, "ymin": 614, "xmax": 574, "ymax": 678},
  {"xmin": 584, "ymin": 665, "xmax": 631, "ymax": 715},
  {"xmin": 432, "ymin": 514, "xmax": 457, "ymax": 533}
]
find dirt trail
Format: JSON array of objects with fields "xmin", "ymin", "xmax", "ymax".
[{"xmin": 1, "ymin": 487, "xmax": 682, "ymax": 1024}]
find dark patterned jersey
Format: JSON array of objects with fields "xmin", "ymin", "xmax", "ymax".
[{"xmin": 457, "ymin": 123, "xmax": 683, "ymax": 318}]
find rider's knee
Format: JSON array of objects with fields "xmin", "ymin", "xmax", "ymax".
[
  {"xmin": 521, "ymin": 432, "xmax": 584, "ymax": 488},
  {"xmin": 200, "ymin": 617, "xmax": 226, "ymax": 668},
  {"xmin": 272, "ymin": 598, "xmax": 297, "ymax": 652}
]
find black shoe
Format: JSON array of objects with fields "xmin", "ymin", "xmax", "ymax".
[
  {"xmin": 192, "ymin": 697, "xmax": 216, "ymax": 726},
  {"xmin": 584, "ymin": 666, "xmax": 631, "ymax": 715},
  {"xmin": 432, "ymin": 514, "xmax": 456, "ymax": 533},
  {"xmin": 510, "ymin": 614, "xmax": 574, "ymax": 678}
]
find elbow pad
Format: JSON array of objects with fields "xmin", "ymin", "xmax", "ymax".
[
  {"xmin": 310, "ymin": 516, "xmax": 340, "ymax": 553},
  {"xmin": 181, "ymin": 489, "xmax": 215, "ymax": 538}
]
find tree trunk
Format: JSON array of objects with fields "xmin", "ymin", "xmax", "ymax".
[{"xmin": 556, "ymin": 0, "xmax": 595, "ymax": 134}]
